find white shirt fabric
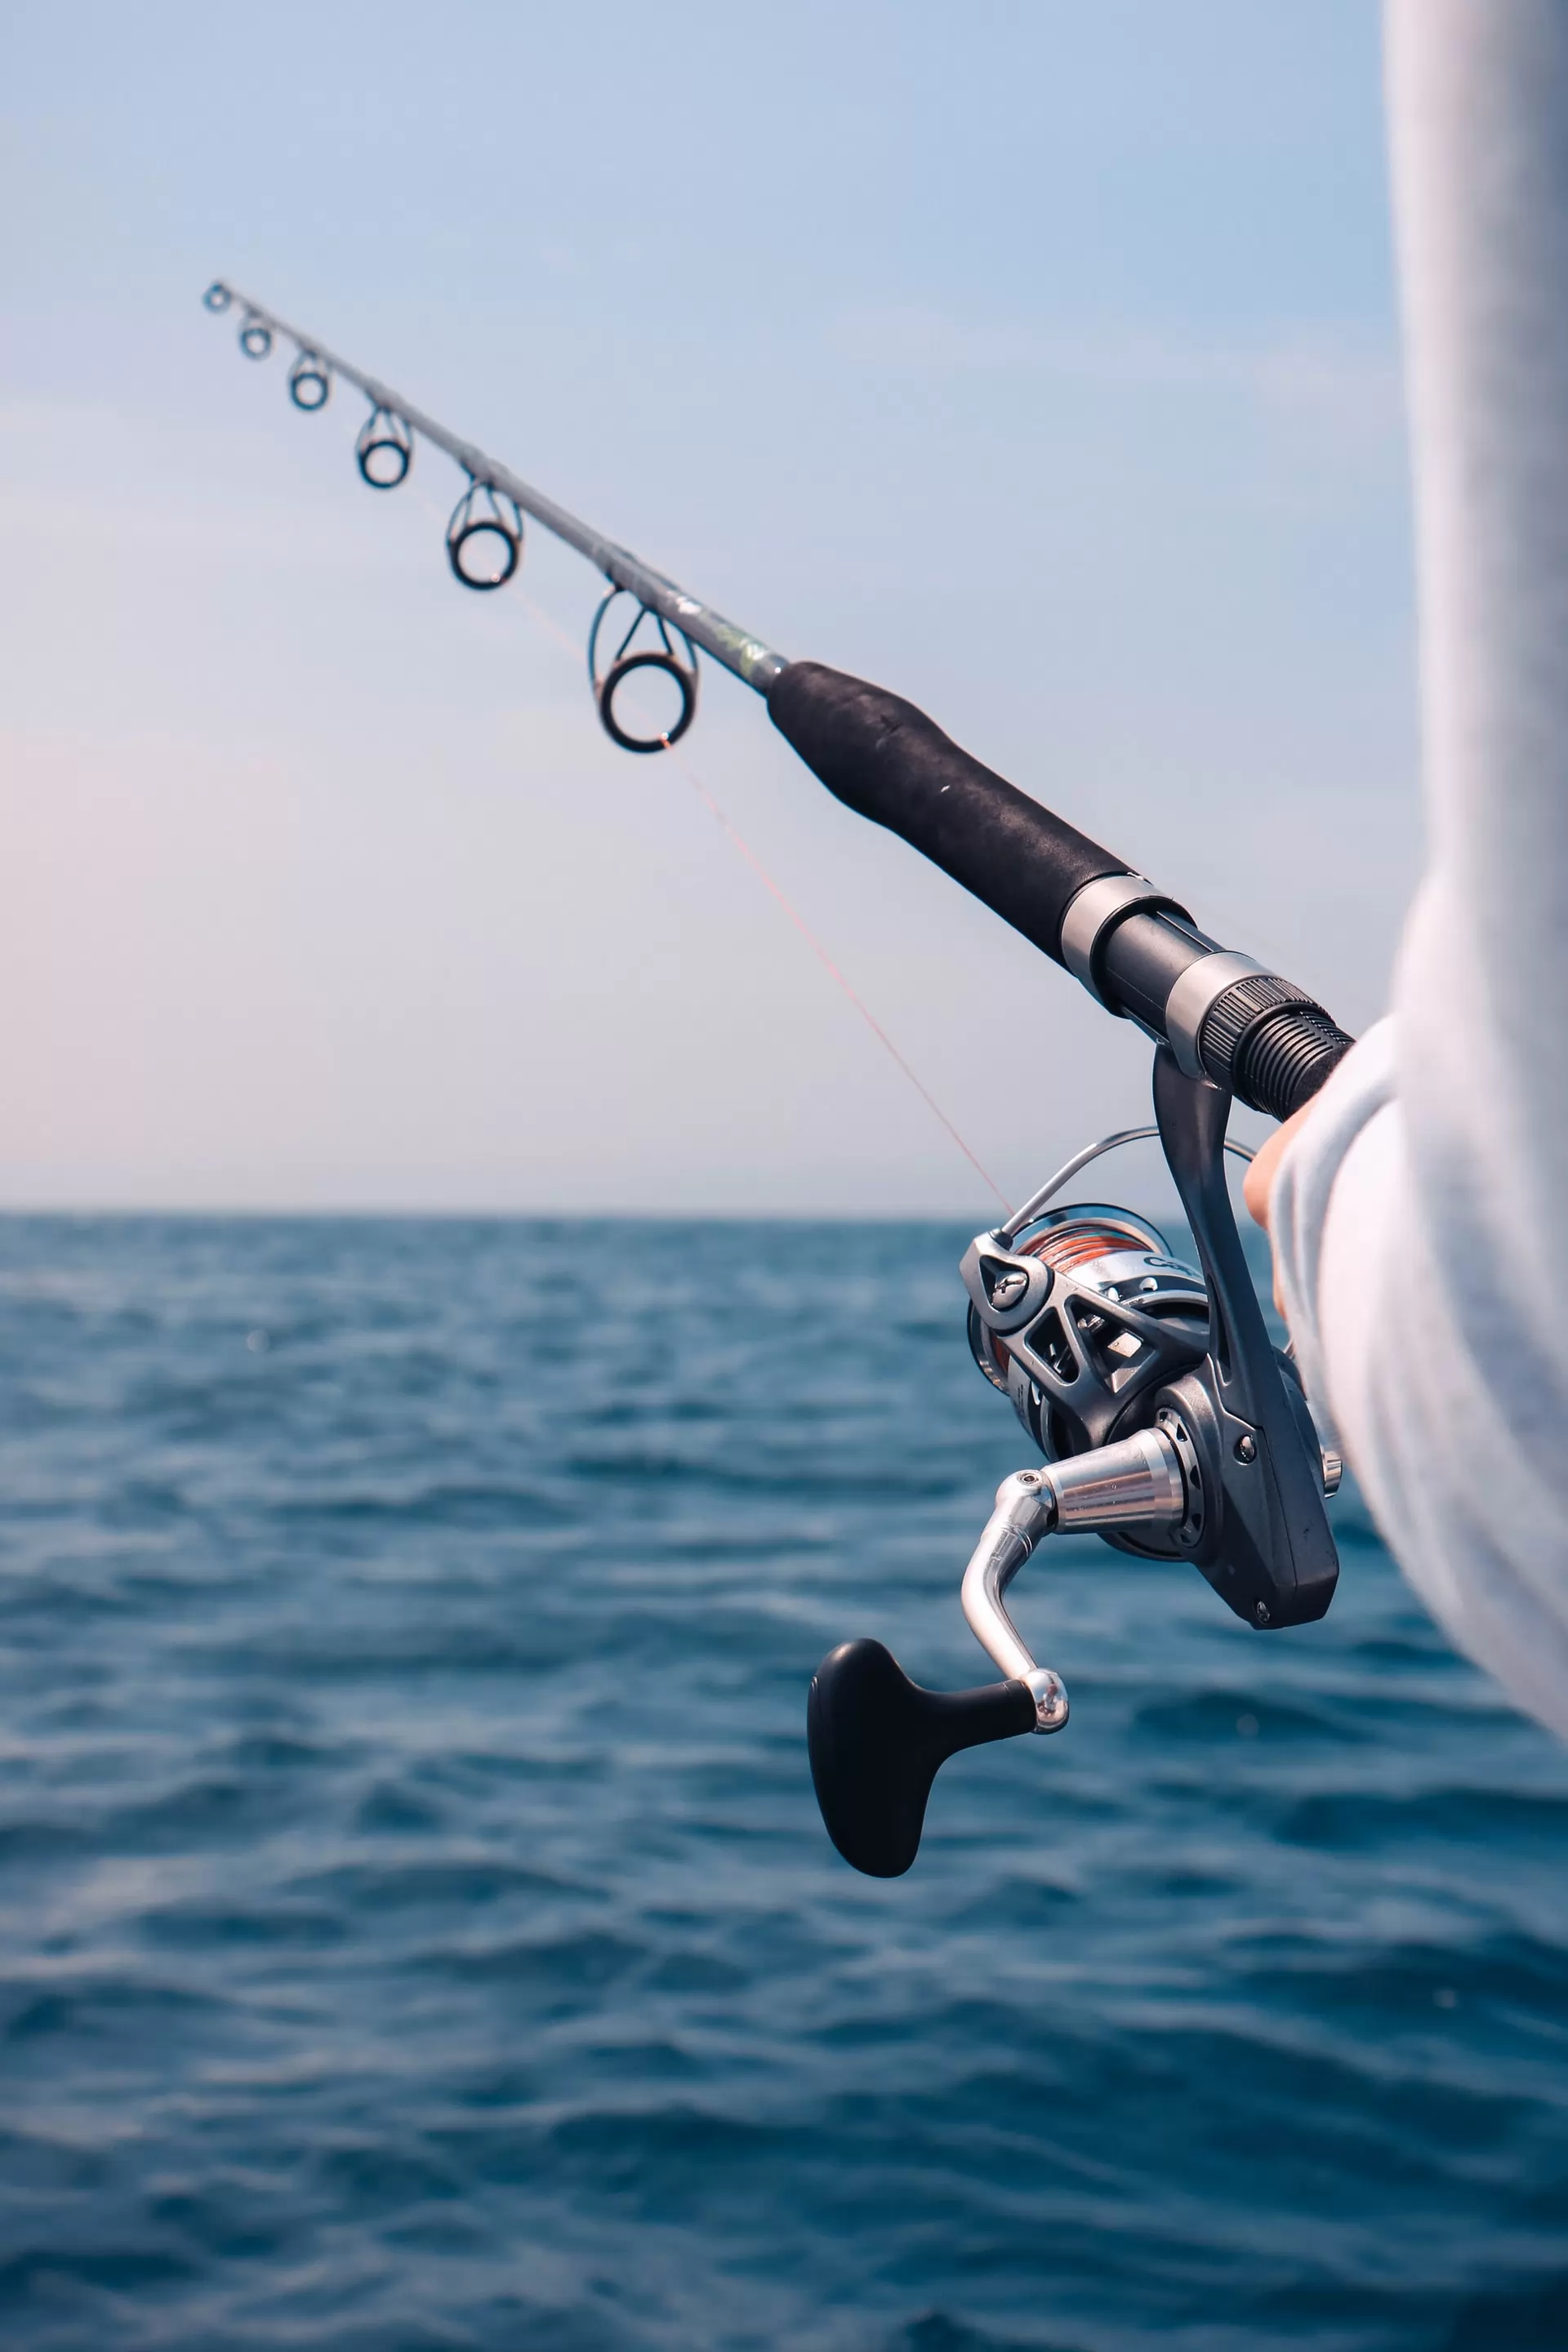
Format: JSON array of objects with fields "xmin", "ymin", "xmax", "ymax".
[{"xmin": 1270, "ymin": 1, "xmax": 1568, "ymax": 1740}]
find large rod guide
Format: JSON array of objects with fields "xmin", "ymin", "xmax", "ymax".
[{"xmin": 205, "ymin": 279, "xmax": 1353, "ymax": 1123}]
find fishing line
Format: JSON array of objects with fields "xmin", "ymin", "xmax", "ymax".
[
  {"xmin": 508, "ymin": 575, "xmax": 1012, "ymax": 1213},
  {"xmin": 212, "ymin": 278, "xmax": 1011, "ymax": 1205},
  {"xmin": 399, "ymin": 452, "xmax": 1008, "ymax": 1208}
]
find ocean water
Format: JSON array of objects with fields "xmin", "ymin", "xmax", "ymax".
[{"xmin": 0, "ymin": 1214, "xmax": 1566, "ymax": 2352}]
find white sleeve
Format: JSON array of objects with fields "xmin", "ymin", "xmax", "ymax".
[{"xmin": 1269, "ymin": 2, "xmax": 1568, "ymax": 1739}]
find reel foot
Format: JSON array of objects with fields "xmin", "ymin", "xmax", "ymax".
[{"xmin": 807, "ymin": 1639, "xmax": 1038, "ymax": 1878}]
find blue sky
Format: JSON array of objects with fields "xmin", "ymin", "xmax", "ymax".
[{"xmin": 0, "ymin": 1, "xmax": 1413, "ymax": 1214}]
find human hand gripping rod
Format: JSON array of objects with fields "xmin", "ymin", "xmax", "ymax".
[{"xmin": 203, "ymin": 283, "xmax": 1353, "ymax": 1876}]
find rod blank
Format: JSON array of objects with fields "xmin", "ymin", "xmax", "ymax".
[
  {"xmin": 207, "ymin": 283, "xmax": 790, "ymax": 695},
  {"xmin": 203, "ymin": 281, "xmax": 1353, "ymax": 1120}
]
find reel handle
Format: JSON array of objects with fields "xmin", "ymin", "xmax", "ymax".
[
  {"xmin": 811, "ymin": 1441, "xmax": 1187, "ymax": 1875},
  {"xmin": 807, "ymin": 1640, "xmax": 1037, "ymax": 1878}
]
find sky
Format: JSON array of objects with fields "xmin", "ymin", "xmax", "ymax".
[{"xmin": 0, "ymin": 1, "xmax": 1414, "ymax": 1217}]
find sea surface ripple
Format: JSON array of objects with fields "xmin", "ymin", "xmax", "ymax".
[{"xmin": 0, "ymin": 1215, "xmax": 1565, "ymax": 2351}]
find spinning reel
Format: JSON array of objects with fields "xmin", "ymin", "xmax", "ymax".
[{"xmin": 808, "ymin": 1049, "xmax": 1343, "ymax": 1878}]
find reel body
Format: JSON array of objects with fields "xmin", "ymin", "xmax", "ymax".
[
  {"xmin": 808, "ymin": 1049, "xmax": 1343, "ymax": 1876},
  {"xmin": 963, "ymin": 1203, "xmax": 1208, "ymax": 1468}
]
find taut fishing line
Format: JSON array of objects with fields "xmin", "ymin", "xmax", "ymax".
[
  {"xmin": 204, "ymin": 281, "xmax": 1355, "ymax": 1876},
  {"xmin": 356, "ymin": 318, "xmax": 1010, "ymax": 1206},
  {"xmin": 500, "ymin": 565, "xmax": 1012, "ymax": 1214}
]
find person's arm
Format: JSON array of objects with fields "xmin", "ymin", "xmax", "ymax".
[{"xmin": 1250, "ymin": 0, "xmax": 1568, "ymax": 1738}]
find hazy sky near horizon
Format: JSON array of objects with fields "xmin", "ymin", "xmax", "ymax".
[{"xmin": 0, "ymin": 2, "xmax": 1414, "ymax": 1215}]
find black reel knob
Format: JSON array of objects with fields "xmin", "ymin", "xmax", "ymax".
[{"xmin": 807, "ymin": 1639, "xmax": 1036, "ymax": 1878}]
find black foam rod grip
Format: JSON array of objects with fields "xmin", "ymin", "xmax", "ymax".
[
  {"xmin": 768, "ymin": 662, "xmax": 1129, "ymax": 966},
  {"xmin": 808, "ymin": 1638, "xmax": 1037, "ymax": 1878}
]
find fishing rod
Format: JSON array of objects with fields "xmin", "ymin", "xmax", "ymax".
[{"xmin": 203, "ymin": 281, "xmax": 1355, "ymax": 1876}]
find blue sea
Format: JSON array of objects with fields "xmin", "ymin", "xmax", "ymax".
[{"xmin": 0, "ymin": 1214, "xmax": 1566, "ymax": 2351}]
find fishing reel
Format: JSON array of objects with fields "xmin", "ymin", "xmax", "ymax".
[{"xmin": 808, "ymin": 1048, "xmax": 1343, "ymax": 1877}]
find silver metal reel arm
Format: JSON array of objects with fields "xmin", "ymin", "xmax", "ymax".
[{"xmin": 962, "ymin": 1432, "xmax": 1187, "ymax": 1726}]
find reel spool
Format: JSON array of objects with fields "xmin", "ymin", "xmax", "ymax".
[
  {"xmin": 588, "ymin": 587, "xmax": 699, "ymax": 753},
  {"xmin": 355, "ymin": 406, "xmax": 413, "ymax": 490},
  {"xmin": 446, "ymin": 480, "xmax": 523, "ymax": 590},
  {"xmin": 239, "ymin": 313, "xmax": 273, "ymax": 360},
  {"xmin": 288, "ymin": 350, "xmax": 332, "ymax": 411}
]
